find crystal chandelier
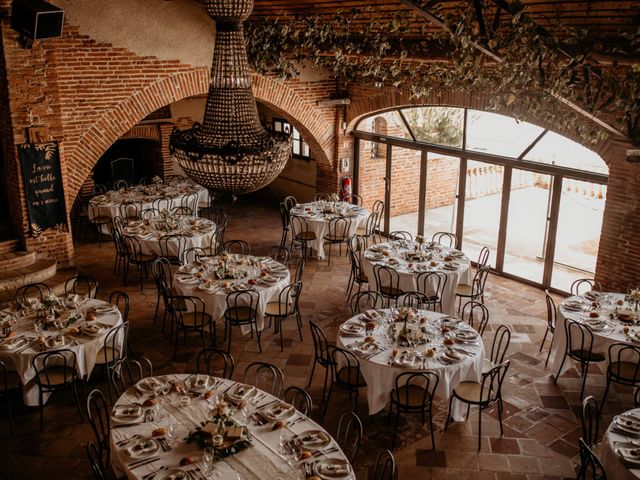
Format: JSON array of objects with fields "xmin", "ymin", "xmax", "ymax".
[{"xmin": 170, "ymin": 0, "xmax": 291, "ymax": 195}]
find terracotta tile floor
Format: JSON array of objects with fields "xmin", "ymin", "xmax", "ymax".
[{"xmin": 0, "ymin": 192, "xmax": 633, "ymax": 479}]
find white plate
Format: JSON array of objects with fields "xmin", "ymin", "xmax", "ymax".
[
  {"xmin": 264, "ymin": 402, "xmax": 295, "ymax": 421},
  {"xmin": 112, "ymin": 405, "xmax": 144, "ymax": 422},
  {"xmin": 340, "ymin": 323, "xmax": 364, "ymax": 335},
  {"xmin": 455, "ymin": 330, "xmax": 477, "ymax": 341},
  {"xmin": 176, "ymin": 275, "xmax": 199, "ymax": 286},
  {"xmin": 615, "ymin": 415, "xmax": 640, "ymax": 433},
  {"xmin": 295, "ymin": 430, "xmax": 331, "ymax": 450},
  {"xmin": 395, "ymin": 350, "xmax": 421, "ymax": 368},
  {"xmin": 45, "ymin": 335, "xmax": 73, "ymax": 349},
  {"xmin": 81, "ymin": 323, "xmax": 106, "ymax": 336},
  {"xmin": 187, "ymin": 374, "xmax": 215, "ymax": 393},
  {"xmin": 126, "ymin": 438, "xmax": 160, "ymax": 458},
  {"xmin": 0, "ymin": 336, "xmax": 28, "ymax": 350},
  {"xmin": 155, "ymin": 470, "xmax": 190, "ymax": 480},
  {"xmin": 227, "ymin": 384, "xmax": 256, "ymax": 403},
  {"xmin": 178, "ymin": 265, "xmax": 199, "ymax": 275},
  {"xmin": 316, "ymin": 458, "xmax": 352, "ymax": 479},
  {"xmin": 135, "ymin": 377, "xmax": 170, "ymax": 394},
  {"xmin": 352, "ymin": 341, "xmax": 379, "ymax": 356}
]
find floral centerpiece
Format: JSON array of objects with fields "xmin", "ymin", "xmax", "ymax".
[
  {"xmin": 394, "ymin": 307, "xmax": 425, "ymax": 347},
  {"xmin": 213, "ymin": 253, "xmax": 248, "ymax": 280},
  {"xmin": 185, "ymin": 398, "xmax": 251, "ymax": 459}
]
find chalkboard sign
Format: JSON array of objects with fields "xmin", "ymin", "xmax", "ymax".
[{"xmin": 19, "ymin": 141, "xmax": 68, "ymax": 237}]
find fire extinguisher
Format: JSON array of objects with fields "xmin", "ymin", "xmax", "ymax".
[{"xmin": 340, "ymin": 176, "xmax": 352, "ymax": 202}]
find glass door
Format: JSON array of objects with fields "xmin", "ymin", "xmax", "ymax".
[
  {"xmin": 461, "ymin": 160, "xmax": 503, "ymax": 267},
  {"xmin": 356, "ymin": 138, "xmax": 388, "ymax": 232},
  {"xmin": 550, "ymin": 178, "xmax": 606, "ymax": 292},
  {"xmin": 502, "ymin": 169, "xmax": 553, "ymax": 283},
  {"xmin": 388, "ymin": 146, "xmax": 422, "ymax": 236},
  {"xmin": 423, "ymin": 154, "xmax": 460, "ymax": 241}
]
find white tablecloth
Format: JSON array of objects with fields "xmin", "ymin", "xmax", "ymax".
[
  {"xmin": 600, "ymin": 408, "xmax": 640, "ymax": 479},
  {"xmin": 0, "ymin": 299, "xmax": 123, "ymax": 405},
  {"xmin": 361, "ymin": 241, "xmax": 472, "ymax": 315},
  {"xmin": 89, "ymin": 183, "xmax": 207, "ymax": 233},
  {"xmin": 173, "ymin": 255, "xmax": 290, "ymax": 334},
  {"xmin": 337, "ymin": 308, "xmax": 484, "ymax": 420},
  {"xmin": 290, "ymin": 202, "xmax": 369, "ymax": 260},
  {"xmin": 110, "ymin": 374, "xmax": 354, "ymax": 480},
  {"xmin": 548, "ymin": 293, "xmax": 638, "ymax": 377},
  {"xmin": 123, "ymin": 219, "xmax": 216, "ymax": 258}
]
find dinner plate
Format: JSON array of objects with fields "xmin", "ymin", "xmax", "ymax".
[
  {"xmin": 615, "ymin": 415, "xmax": 640, "ymax": 433},
  {"xmin": 264, "ymin": 402, "xmax": 295, "ymax": 421},
  {"xmin": 80, "ymin": 323, "xmax": 106, "ymax": 336},
  {"xmin": 395, "ymin": 350, "xmax": 422, "ymax": 368},
  {"xmin": 45, "ymin": 335, "xmax": 73, "ymax": 349},
  {"xmin": 443, "ymin": 347, "xmax": 464, "ymax": 361},
  {"xmin": 176, "ymin": 275, "xmax": 199, "ymax": 286},
  {"xmin": 294, "ymin": 430, "xmax": 331, "ymax": 450},
  {"xmin": 135, "ymin": 377, "xmax": 170, "ymax": 394},
  {"xmin": 340, "ymin": 323, "xmax": 364, "ymax": 335},
  {"xmin": 187, "ymin": 374, "xmax": 215, "ymax": 393},
  {"xmin": 316, "ymin": 458, "xmax": 352, "ymax": 479},
  {"xmin": 440, "ymin": 317, "xmax": 460, "ymax": 328},
  {"xmin": 454, "ymin": 330, "xmax": 477, "ymax": 341},
  {"xmin": 112, "ymin": 405, "xmax": 144, "ymax": 423},
  {"xmin": 126, "ymin": 438, "xmax": 160, "ymax": 458},
  {"xmin": 227, "ymin": 384, "xmax": 257, "ymax": 403},
  {"xmin": 197, "ymin": 284, "xmax": 217, "ymax": 294},
  {"xmin": 0, "ymin": 335, "xmax": 28, "ymax": 350},
  {"xmin": 352, "ymin": 341, "xmax": 379, "ymax": 356},
  {"xmin": 95, "ymin": 305, "xmax": 118, "ymax": 315},
  {"xmin": 615, "ymin": 442, "xmax": 640, "ymax": 465},
  {"xmin": 260, "ymin": 275, "xmax": 278, "ymax": 283},
  {"xmin": 362, "ymin": 310, "xmax": 384, "ymax": 321},
  {"xmin": 154, "ymin": 470, "xmax": 190, "ymax": 480},
  {"xmin": 178, "ymin": 265, "xmax": 199, "ymax": 275},
  {"xmin": 585, "ymin": 319, "xmax": 606, "ymax": 332}
]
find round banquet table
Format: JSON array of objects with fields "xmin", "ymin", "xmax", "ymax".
[
  {"xmin": 122, "ymin": 217, "xmax": 216, "ymax": 257},
  {"xmin": 548, "ymin": 292, "xmax": 640, "ymax": 377},
  {"xmin": 600, "ymin": 407, "xmax": 640, "ymax": 479},
  {"xmin": 0, "ymin": 297, "xmax": 123, "ymax": 406},
  {"xmin": 89, "ymin": 183, "xmax": 207, "ymax": 233},
  {"xmin": 337, "ymin": 308, "xmax": 484, "ymax": 420},
  {"xmin": 110, "ymin": 374, "xmax": 355, "ymax": 480},
  {"xmin": 173, "ymin": 254, "xmax": 290, "ymax": 333},
  {"xmin": 289, "ymin": 201, "xmax": 369, "ymax": 260},
  {"xmin": 361, "ymin": 240, "xmax": 472, "ymax": 315}
]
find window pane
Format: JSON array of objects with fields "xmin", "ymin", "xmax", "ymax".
[
  {"xmin": 524, "ymin": 131, "xmax": 608, "ymax": 174},
  {"xmin": 293, "ymin": 127, "xmax": 300, "ymax": 140},
  {"xmin": 466, "ymin": 110, "xmax": 544, "ymax": 157},
  {"xmin": 551, "ymin": 178, "xmax": 606, "ymax": 292},
  {"xmin": 462, "ymin": 160, "xmax": 504, "ymax": 267},
  {"xmin": 358, "ymin": 141, "xmax": 386, "ymax": 232},
  {"xmin": 302, "ymin": 142, "xmax": 310, "ymax": 157},
  {"xmin": 292, "ymin": 141, "xmax": 300, "ymax": 155},
  {"xmin": 274, "ymin": 121, "xmax": 282, "ymax": 132},
  {"xmin": 356, "ymin": 111, "xmax": 412, "ymax": 140},
  {"xmin": 502, "ymin": 170, "xmax": 552, "ymax": 283},
  {"xmin": 388, "ymin": 146, "xmax": 421, "ymax": 235},
  {"xmin": 402, "ymin": 107, "xmax": 464, "ymax": 148},
  {"xmin": 423, "ymin": 154, "xmax": 460, "ymax": 241}
]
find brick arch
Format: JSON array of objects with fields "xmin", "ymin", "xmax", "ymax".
[
  {"xmin": 68, "ymin": 72, "xmax": 335, "ymax": 201},
  {"xmin": 346, "ymin": 89, "xmax": 616, "ymax": 162}
]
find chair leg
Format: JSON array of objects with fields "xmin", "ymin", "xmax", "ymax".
[
  {"xmin": 256, "ymin": 324, "xmax": 262, "ymax": 353},
  {"xmin": 497, "ymin": 399, "xmax": 504, "ymax": 436},
  {"xmin": 477, "ymin": 407, "xmax": 483, "ymax": 450},
  {"xmin": 601, "ymin": 374, "xmax": 612, "ymax": 408},
  {"xmin": 296, "ymin": 311, "xmax": 303, "ymax": 341},
  {"xmin": 544, "ymin": 336, "xmax": 554, "ymax": 367},
  {"xmin": 391, "ymin": 408, "xmax": 400, "ymax": 450},
  {"xmin": 444, "ymin": 396, "xmax": 454, "ymax": 431},
  {"xmin": 428, "ymin": 409, "xmax": 436, "ymax": 450},
  {"xmin": 579, "ymin": 362, "xmax": 589, "ymax": 400},
  {"xmin": 72, "ymin": 380, "xmax": 83, "ymax": 421},
  {"xmin": 5, "ymin": 394, "xmax": 14, "ymax": 434},
  {"xmin": 306, "ymin": 360, "xmax": 317, "ymax": 389},
  {"xmin": 39, "ymin": 388, "xmax": 44, "ymax": 431},
  {"xmin": 279, "ymin": 319, "xmax": 284, "ymax": 352},
  {"xmin": 554, "ymin": 354, "xmax": 567, "ymax": 384},
  {"xmin": 539, "ymin": 328, "xmax": 549, "ymax": 352}
]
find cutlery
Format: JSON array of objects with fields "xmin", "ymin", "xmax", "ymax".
[
  {"xmin": 15, "ymin": 339, "xmax": 38, "ymax": 354},
  {"xmin": 257, "ymin": 398, "xmax": 279, "ymax": 410},
  {"xmin": 129, "ymin": 455, "xmax": 160, "ymax": 469},
  {"xmin": 312, "ymin": 446, "xmax": 338, "ymax": 458},
  {"xmin": 116, "ymin": 434, "xmax": 142, "ymax": 446},
  {"xmin": 143, "ymin": 466, "xmax": 168, "ymax": 480},
  {"xmin": 113, "ymin": 421, "xmax": 146, "ymax": 429}
]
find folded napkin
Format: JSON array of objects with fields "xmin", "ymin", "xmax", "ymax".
[{"xmin": 126, "ymin": 439, "xmax": 157, "ymax": 457}]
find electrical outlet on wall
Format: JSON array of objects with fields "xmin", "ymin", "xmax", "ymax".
[{"xmin": 340, "ymin": 158, "xmax": 350, "ymax": 172}]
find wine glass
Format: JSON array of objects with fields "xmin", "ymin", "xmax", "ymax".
[
  {"xmin": 241, "ymin": 401, "xmax": 254, "ymax": 424},
  {"xmin": 202, "ymin": 446, "xmax": 216, "ymax": 475},
  {"xmin": 278, "ymin": 430, "xmax": 291, "ymax": 455},
  {"xmin": 166, "ymin": 423, "xmax": 177, "ymax": 447}
]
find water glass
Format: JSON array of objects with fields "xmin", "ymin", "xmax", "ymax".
[
  {"xmin": 202, "ymin": 446, "xmax": 216, "ymax": 475},
  {"xmin": 241, "ymin": 401, "xmax": 254, "ymax": 423},
  {"xmin": 166, "ymin": 423, "xmax": 177, "ymax": 447},
  {"xmin": 278, "ymin": 430, "xmax": 291, "ymax": 455}
]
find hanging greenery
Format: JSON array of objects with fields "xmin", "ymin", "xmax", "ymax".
[{"xmin": 245, "ymin": 3, "xmax": 640, "ymax": 145}]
